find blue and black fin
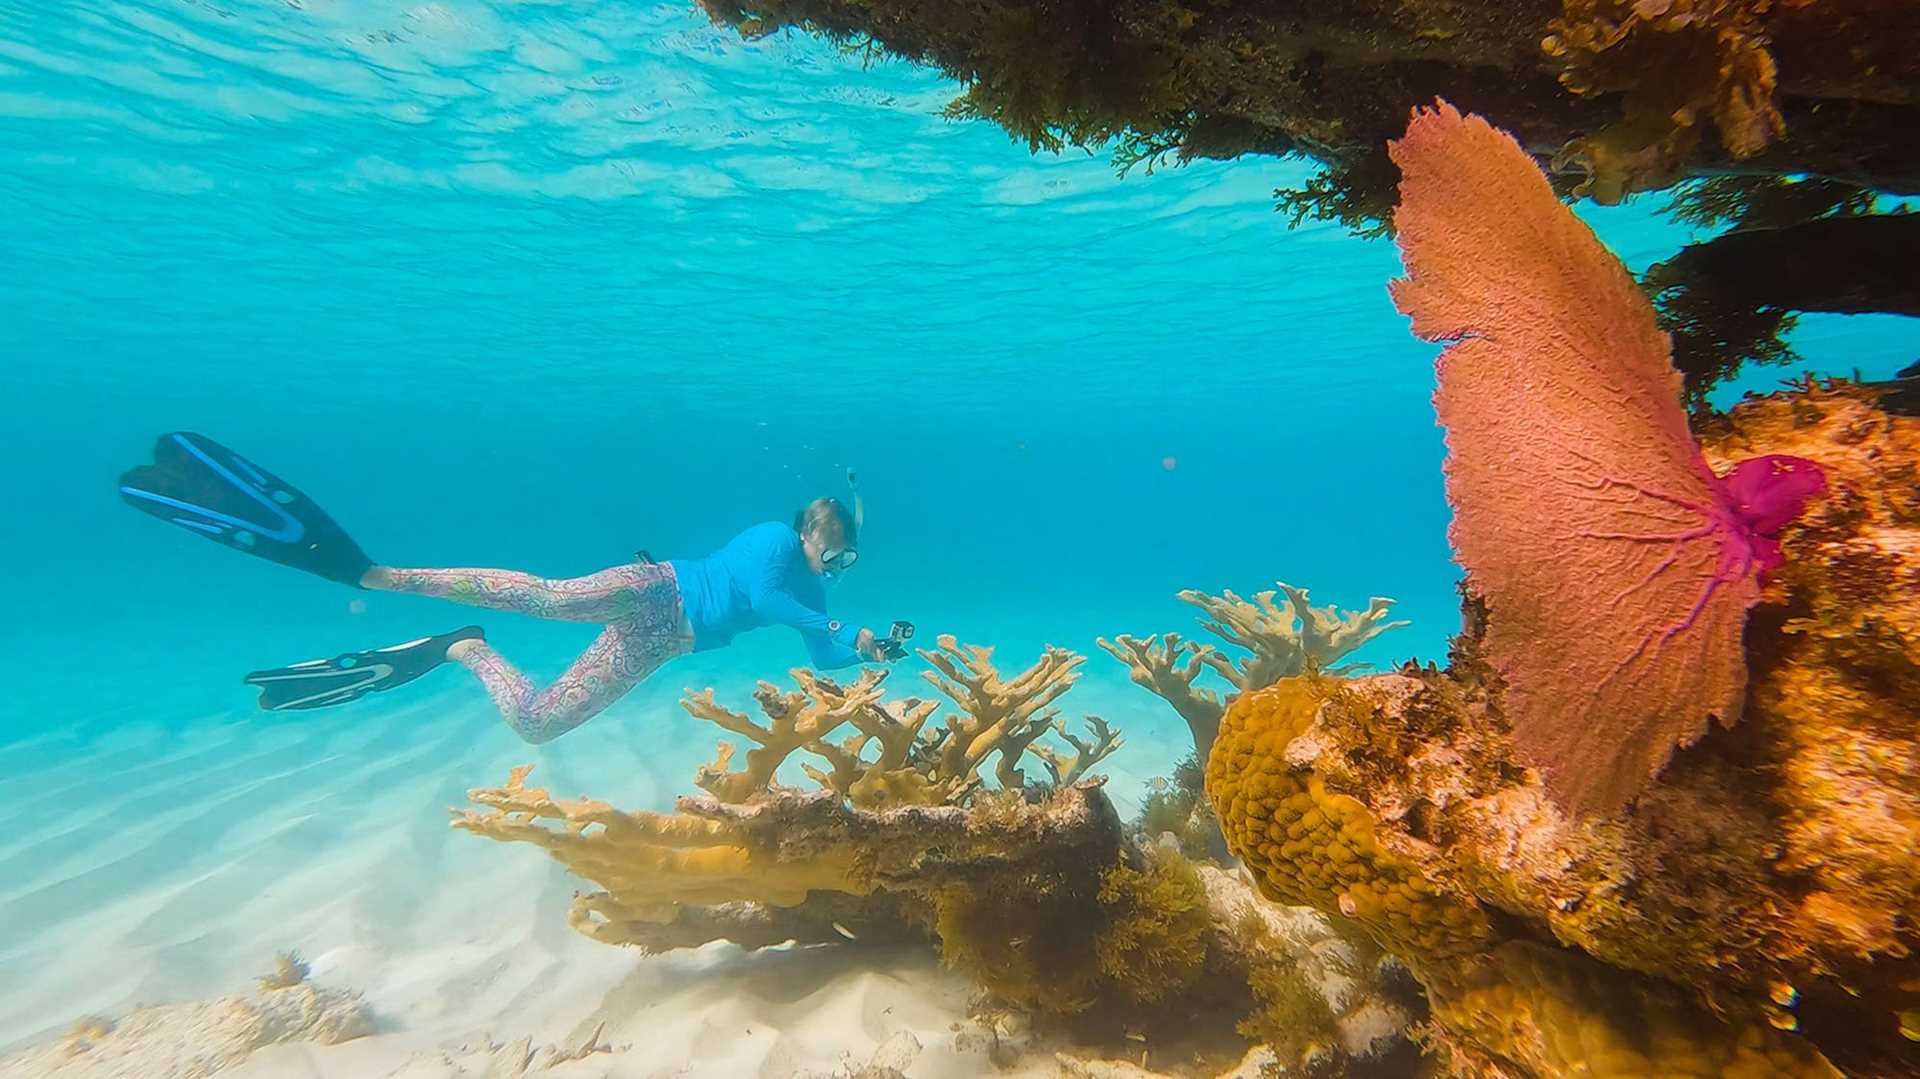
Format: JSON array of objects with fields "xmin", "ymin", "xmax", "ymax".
[
  {"xmin": 118, "ymin": 432, "xmax": 373, "ymax": 587},
  {"xmin": 244, "ymin": 626, "xmax": 484, "ymax": 711}
]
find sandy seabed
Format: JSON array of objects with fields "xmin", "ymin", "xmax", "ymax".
[{"xmin": 0, "ymin": 667, "xmax": 1178, "ymax": 1078}]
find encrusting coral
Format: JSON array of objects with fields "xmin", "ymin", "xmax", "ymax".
[
  {"xmin": 1209, "ymin": 676, "xmax": 1849, "ymax": 1078},
  {"xmin": 1390, "ymin": 98, "xmax": 1827, "ymax": 815},
  {"xmin": 1200, "ymin": 102, "xmax": 1920, "ymax": 1079}
]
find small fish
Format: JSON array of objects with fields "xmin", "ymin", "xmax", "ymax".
[
  {"xmin": 831, "ymin": 921, "xmax": 857, "ymax": 941},
  {"xmin": 1149, "ymin": 776, "xmax": 1169, "ymax": 792},
  {"xmin": 1124, "ymin": 1031, "xmax": 1146, "ymax": 1043}
]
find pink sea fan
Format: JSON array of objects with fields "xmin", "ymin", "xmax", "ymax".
[{"xmin": 1387, "ymin": 100, "xmax": 1826, "ymax": 814}]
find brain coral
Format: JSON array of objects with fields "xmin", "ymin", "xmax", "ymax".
[{"xmin": 1205, "ymin": 676, "xmax": 1493, "ymax": 960}]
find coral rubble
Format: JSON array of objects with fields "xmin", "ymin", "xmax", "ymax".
[
  {"xmin": 384, "ymin": 1024, "xmax": 618, "ymax": 1078},
  {"xmin": 0, "ymin": 964, "xmax": 372, "ymax": 1079}
]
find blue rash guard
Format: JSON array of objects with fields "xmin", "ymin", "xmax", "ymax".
[{"xmin": 668, "ymin": 522, "xmax": 868, "ymax": 669}]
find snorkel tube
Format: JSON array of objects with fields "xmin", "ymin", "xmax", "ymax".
[{"xmin": 843, "ymin": 469, "xmax": 915, "ymax": 656}]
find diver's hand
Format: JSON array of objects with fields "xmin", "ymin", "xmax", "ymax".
[{"xmin": 857, "ymin": 628, "xmax": 905, "ymax": 663}]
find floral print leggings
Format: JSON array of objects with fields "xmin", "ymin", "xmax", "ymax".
[{"xmin": 374, "ymin": 560, "xmax": 692, "ymax": 744}]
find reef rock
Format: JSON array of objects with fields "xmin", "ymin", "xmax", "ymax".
[{"xmin": 699, "ymin": 0, "xmax": 1920, "ymax": 211}]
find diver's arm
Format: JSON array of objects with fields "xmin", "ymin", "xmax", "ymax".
[
  {"xmin": 744, "ymin": 540, "xmax": 869, "ymax": 668},
  {"xmin": 750, "ymin": 583, "xmax": 865, "ymax": 668}
]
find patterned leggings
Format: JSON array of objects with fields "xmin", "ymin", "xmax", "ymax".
[{"xmin": 372, "ymin": 561, "xmax": 692, "ymax": 744}]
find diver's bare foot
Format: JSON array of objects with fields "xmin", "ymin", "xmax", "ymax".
[
  {"xmin": 360, "ymin": 566, "xmax": 393, "ymax": 589},
  {"xmin": 446, "ymin": 638, "xmax": 484, "ymax": 662}
]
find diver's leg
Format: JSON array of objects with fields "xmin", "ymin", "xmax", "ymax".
[
  {"xmin": 448, "ymin": 620, "xmax": 688, "ymax": 744},
  {"xmin": 364, "ymin": 562, "xmax": 664, "ymax": 624}
]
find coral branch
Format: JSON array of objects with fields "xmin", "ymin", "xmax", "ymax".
[
  {"xmin": 684, "ymin": 668, "xmax": 888, "ymax": 803},
  {"xmin": 1097, "ymin": 632, "xmax": 1227, "ymax": 754},
  {"xmin": 1183, "ymin": 584, "xmax": 1409, "ymax": 690},
  {"xmin": 1103, "ymin": 584, "xmax": 1406, "ymax": 761},
  {"xmin": 918, "ymin": 635, "xmax": 1085, "ymax": 793},
  {"xmin": 1038, "ymin": 715, "xmax": 1125, "ymax": 788}
]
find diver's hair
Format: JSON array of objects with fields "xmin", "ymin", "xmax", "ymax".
[{"xmin": 793, "ymin": 497, "xmax": 857, "ymax": 544}]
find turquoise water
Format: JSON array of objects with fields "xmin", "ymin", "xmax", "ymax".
[{"xmin": 0, "ymin": 0, "xmax": 1913, "ymax": 1059}]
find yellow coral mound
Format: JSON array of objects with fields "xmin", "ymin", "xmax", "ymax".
[{"xmin": 1206, "ymin": 677, "xmax": 1492, "ymax": 960}]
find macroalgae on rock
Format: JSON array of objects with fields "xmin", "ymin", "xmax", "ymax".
[
  {"xmin": 697, "ymin": 0, "xmax": 1918, "ymax": 418},
  {"xmin": 696, "ymin": 0, "xmax": 1920, "ymax": 215},
  {"xmin": 1644, "ymin": 177, "xmax": 1915, "ymax": 415}
]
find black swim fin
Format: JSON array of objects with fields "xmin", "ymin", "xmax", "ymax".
[
  {"xmin": 244, "ymin": 626, "xmax": 484, "ymax": 711},
  {"xmin": 118, "ymin": 432, "xmax": 374, "ymax": 587}
]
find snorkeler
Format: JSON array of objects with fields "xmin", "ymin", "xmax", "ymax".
[{"xmin": 118, "ymin": 432, "xmax": 911, "ymax": 744}]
